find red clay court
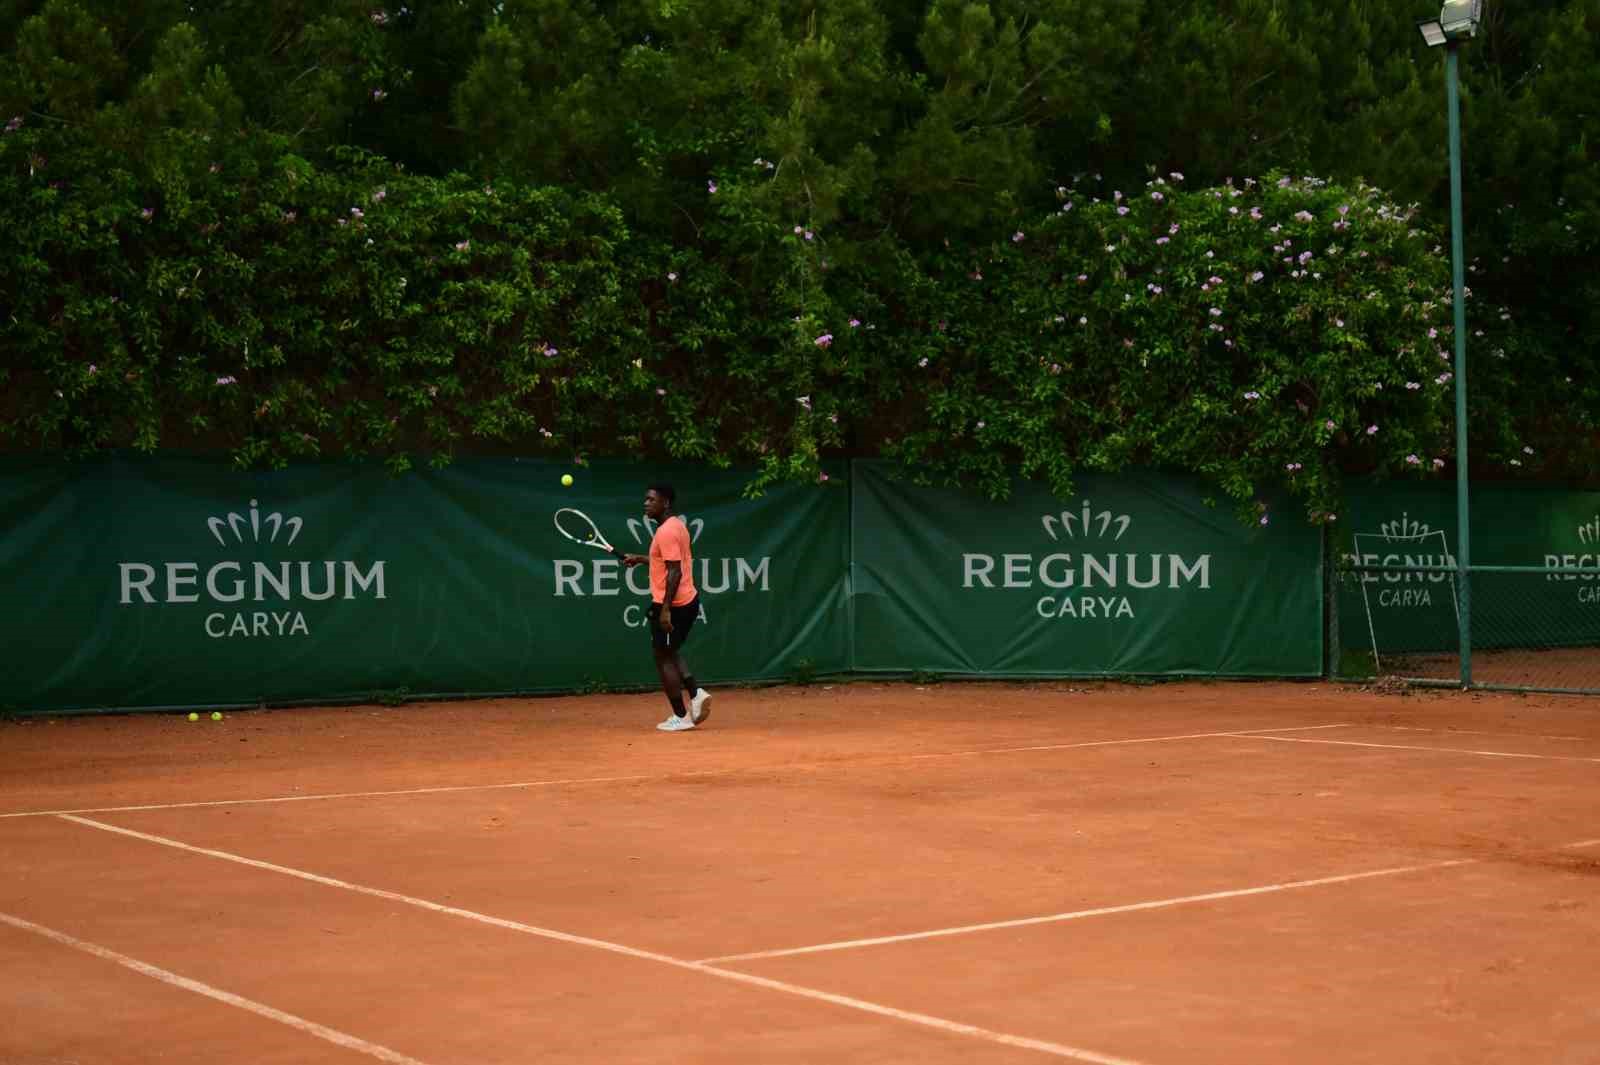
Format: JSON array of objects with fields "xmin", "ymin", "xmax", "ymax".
[{"xmin": 3, "ymin": 680, "xmax": 1598, "ymax": 1065}]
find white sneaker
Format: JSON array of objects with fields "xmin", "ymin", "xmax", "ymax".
[
  {"xmin": 689, "ymin": 688, "xmax": 713, "ymax": 725},
  {"xmin": 657, "ymin": 714, "xmax": 695, "ymax": 732}
]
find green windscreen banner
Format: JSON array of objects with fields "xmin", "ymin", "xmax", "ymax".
[
  {"xmin": 1336, "ymin": 481, "xmax": 1600, "ymax": 655},
  {"xmin": 0, "ymin": 455, "xmax": 849, "ymax": 713},
  {"xmin": 849, "ymin": 462, "xmax": 1323, "ymax": 676}
]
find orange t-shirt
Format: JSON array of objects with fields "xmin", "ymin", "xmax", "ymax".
[{"xmin": 648, "ymin": 516, "xmax": 697, "ymax": 606}]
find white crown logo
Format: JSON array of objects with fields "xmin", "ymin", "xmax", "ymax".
[
  {"xmin": 1378, "ymin": 512, "xmax": 1431, "ymax": 541},
  {"xmin": 628, "ymin": 516, "xmax": 705, "ymax": 546},
  {"xmin": 208, "ymin": 499, "xmax": 303, "ymax": 547},
  {"xmin": 1042, "ymin": 500, "xmax": 1131, "ymax": 542},
  {"xmin": 1581, "ymin": 515, "xmax": 1600, "ymax": 545}
]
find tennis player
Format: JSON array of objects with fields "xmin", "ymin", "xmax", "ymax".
[{"xmin": 619, "ymin": 484, "xmax": 711, "ymax": 731}]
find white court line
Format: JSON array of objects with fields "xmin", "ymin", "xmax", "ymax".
[
  {"xmin": 0, "ymin": 723, "xmax": 1353, "ymax": 820},
  {"xmin": 0, "ymin": 909, "xmax": 434, "ymax": 1065},
  {"xmin": 1565, "ymin": 839, "xmax": 1600, "ymax": 850},
  {"xmin": 907, "ymin": 723, "xmax": 1355, "ymax": 759},
  {"xmin": 1375, "ymin": 725, "xmax": 1600, "ymax": 742},
  {"xmin": 0, "ymin": 774, "xmax": 659, "ymax": 820},
  {"xmin": 1239, "ymin": 734, "xmax": 1600, "ymax": 763},
  {"xmin": 56, "ymin": 815, "xmax": 1149, "ymax": 1065},
  {"xmin": 696, "ymin": 859, "xmax": 1477, "ymax": 964}
]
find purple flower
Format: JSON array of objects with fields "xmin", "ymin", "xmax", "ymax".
[
  {"xmin": 1012, "ymin": 231, "xmax": 1025, "ymax": 243},
  {"xmin": 1334, "ymin": 318, "xmax": 1344, "ymax": 328},
  {"xmin": 1062, "ymin": 201, "xmax": 1073, "ymax": 212},
  {"xmin": 1155, "ymin": 236, "xmax": 1169, "ymax": 245},
  {"xmin": 708, "ymin": 180, "xmax": 718, "ymax": 194},
  {"xmin": 1259, "ymin": 514, "xmax": 1270, "ymax": 526},
  {"xmin": 1076, "ymin": 274, "xmax": 1088, "ymax": 282},
  {"xmin": 667, "ymin": 272, "xmax": 677, "ymax": 282},
  {"xmin": 1209, "ymin": 307, "xmax": 1223, "ymax": 317},
  {"xmin": 1170, "ymin": 172, "xmax": 1185, "ymax": 182},
  {"xmin": 793, "ymin": 226, "xmax": 803, "ymax": 235},
  {"xmin": 215, "ymin": 376, "xmax": 237, "ymax": 386},
  {"xmin": 4, "ymin": 116, "xmax": 22, "ymax": 133},
  {"xmin": 829, "ymin": 413, "xmax": 838, "ymax": 423},
  {"xmin": 1244, "ymin": 391, "xmax": 1261, "ymax": 400},
  {"xmin": 1116, "ymin": 206, "xmax": 1130, "ymax": 216},
  {"xmin": 140, "ymin": 208, "xmax": 154, "ymax": 220},
  {"xmin": 1325, "ymin": 420, "xmax": 1336, "ymax": 430},
  {"xmin": 1366, "ymin": 425, "xmax": 1379, "ymax": 435},
  {"xmin": 848, "ymin": 318, "xmax": 861, "ymax": 328},
  {"xmin": 371, "ymin": 89, "xmax": 387, "ymax": 102},
  {"xmin": 350, "ymin": 207, "xmax": 364, "ymax": 219},
  {"xmin": 1406, "ymin": 454, "xmax": 1421, "ymax": 465},
  {"xmin": 1294, "ymin": 210, "xmax": 1314, "ymax": 223},
  {"xmin": 1433, "ymin": 458, "xmax": 1446, "ymax": 468},
  {"xmin": 1151, "ymin": 191, "xmax": 1164, "ymax": 202},
  {"xmin": 87, "ymin": 364, "xmax": 97, "ymax": 375},
  {"xmin": 1250, "ymin": 271, "xmax": 1264, "ymax": 282},
  {"xmin": 814, "ymin": 334, "xmax": 833, "ymax": 348},
  {"xmin": 543, "ymin": 346, "xmax": 558, "ymax": 357},
  {"xmin": 804, "ymin": 230, "xmax": 814, "ymax": 241}
]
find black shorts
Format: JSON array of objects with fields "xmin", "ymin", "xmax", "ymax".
[{"xmin": 647, "ymin": 597, "xmax": 699, "ymax": 650}]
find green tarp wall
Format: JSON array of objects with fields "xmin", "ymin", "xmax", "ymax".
[
  {"xmin": 10, "ymin": 456, "xmax": 1591, "ymax": 714},
  {"xmin": 850, "ymin": 461, "xmax": 1323, "ymax": 677},
  {"xmin": 0, "ymin": 456, "xmax": 849, "ymax": 713}
]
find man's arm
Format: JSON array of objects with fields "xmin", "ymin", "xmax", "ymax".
[{"xmin": 661, "ymin": 561, "xmax": 682, "ymax": 629}]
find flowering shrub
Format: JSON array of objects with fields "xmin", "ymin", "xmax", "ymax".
[
  {"xmin": 875, "ymin": 174, "xmax": 1459, "ymax": 521},
  {"xmin": 0, "ymin": 128, "xmax": 1457, "ymax": 521}
]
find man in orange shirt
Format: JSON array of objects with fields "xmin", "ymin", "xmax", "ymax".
[{"xmin": 620, "ymin": 483, "xmax": 711, "ymax": 731}]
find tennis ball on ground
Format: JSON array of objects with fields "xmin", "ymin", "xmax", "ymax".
[
  {"xmin": 561, "ymin": 474, "xmax": 574, "ymax": 487},
  {"xmin": 187, "ymin": 712, "xmax": 199, "ymax": 722},
  {"xmin": 211, "ymin": 711, "xmax": 223, "ymax": 721}
]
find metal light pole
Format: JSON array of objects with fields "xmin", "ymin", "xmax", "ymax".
[{"xmin": 1418, "ymin": 0, "xmax": 1479, "ymax": 687}]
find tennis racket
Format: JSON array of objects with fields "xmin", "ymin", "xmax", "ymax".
[{"xmin": 554, "ymin": 508, "xmax": 621, "ymax": 556}]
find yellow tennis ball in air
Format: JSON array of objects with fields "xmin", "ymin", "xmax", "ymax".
[
  {"xmin": 561, "ymin": 474, "xmax": 574, "ymax": 487},
  {"xmin": 211, "ymin": 711, "xmax": 223, "ymax": 721},
  {"xmin": 187, "ymin": 712, "xmax": 199, "ymax": 722}
]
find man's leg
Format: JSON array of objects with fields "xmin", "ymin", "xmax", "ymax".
[
  {"xmin": 651, "ymin": 608, "xmax": 693, "ymax": 731},
  {"xmin": 670, "ymin": 601, "xmax": 711, "ymax": 724},
  {"xmin": 654, "ymin": 644, "xmax": 688, "ymax": 718}
]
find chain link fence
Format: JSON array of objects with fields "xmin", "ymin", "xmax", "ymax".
[{"xmin": 1331, "ymin": 560, "xmax": 1600, "ymax": 694}]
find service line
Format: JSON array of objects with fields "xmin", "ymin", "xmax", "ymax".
[
  {"xmin": 0, "ymin": 909, "xmax": 435, "ymax": 1065},
  {"xmin": 55, "ymin": 814, "xmax": 1150, "ymax": 1065},
  {"xmin": 0, "ymin": 723, "xmax": 1354, "ymax": 820}
]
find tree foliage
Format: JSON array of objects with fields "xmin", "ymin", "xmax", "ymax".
[{"xmin": 2, "ymin": 0, "xmax": 1596, "ymax": 516}]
